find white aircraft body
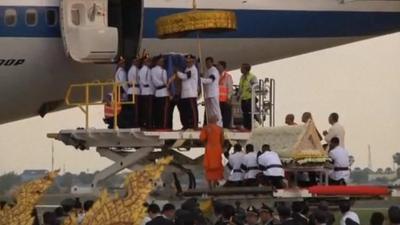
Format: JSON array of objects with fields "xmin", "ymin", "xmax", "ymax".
[{"xmin": 1, "ymin": 0, "xmax": 400, "ymax": 124}]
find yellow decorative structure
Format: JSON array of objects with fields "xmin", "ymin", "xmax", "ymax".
[
  {"xmin": 63, "ymin": 157, "xmax": 173, "ymax": 225},
  {"xmin": 156, "ymin": 10, "xmax": 237, "ymax": 39},
  {"xmin": 0, "ymin": 171, "xmax": 59, "ymax": 225}
]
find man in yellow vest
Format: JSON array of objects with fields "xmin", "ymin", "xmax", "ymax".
[
  {"xmin": 239, "ymin": 63, "xmax": 257, "ymax": 130},
  {"xmin": 216, "ymin": 61, "xmax": 233, "ymax": 129}
]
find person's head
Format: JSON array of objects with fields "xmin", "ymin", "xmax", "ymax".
[
  {"xmin": 162, "ymin": 203, "xmax": 176, "ymax": 220},
  {"xmin": 317, "ymin": 201, "xmax": 329, "ymax": 212},
  {"xmin": 285, "ymin": 114, "xmax": 295, "ymax": 125},
  {"xmin": 246, "ymin": 144, "xmax": 254, "ymax": 153},
  {"xmin": 291, "ymin": 201, "xmax": 305, "ymax": 214},
  {"xmin": 259, "ymin": 204, "xmax": 274, "ymax": 223},
  {"xmin": 240, "ymin": 63, "xmax": 251, "ymax": 75},
  {"xmin": 233, "ymin": 144, "xmax": 242, "ymax": 153},
  {"xmin": 277, "ymin": 204, "xmax": 291, "ymax": 221},
  {"xmin": 370, "ymin": 212, "xmax": 385, "ymax": 225},
  {"xmin": 262, "ymin": 144, "xmax": 271, "ymax": 152},
  {"xmin": 147, "ymin": 203, "xmax": 161, "ymax": 218},
  {"xmin": 117, "ymin": 57, "xmax": 125, "ymax": 67},
  {"xmin": 217, "ymin": 61, "xmax": 227, "ymax": 73},
  {"xmin": 301, "ymin": 112, "xmax": 312, "ymax": 123},
  {"xmin": 329, "ymin": 137, "xmax": 340, "ymax": 150},
  {"xmin": 142, "ymin": 56, "xmax": 152, "ymax": 67},
  {"xmin": 246, "ymin": 206, "xmax": 259, "ymax": 225},
  {"xmin": 185, "ymin": 54, "xmax": 196, "ymax": 67},
  {"xmin": 43, "ymin": 211, "xmax": 57, "ymax": 225},
  {"xmin": 388, "ymin": 206, "xmax": 400, "ymax": 225},
  {"xmin": 205, "ymin": 57, "xmax": 214, "ymax": 69},
  {"xmin": 338, "ymin": 200, "xmax": 352, "ymax": 214},
  {"xmin": 314, "ymin": 209, "xmax": 327, "ymax": 225},
  {"xmin": 222, "ymin": 204, "xmax": 235, "ymax": 220},
  {"xmin": 154, "ymin": 55, "xmax": 164, "ymax": 67},
  {"xmin": 328, "ymin": 113, "xmax": 339, "ymax": 125},
  {"xmin": 83, "ymin": 200, "xmax": 94, "ymax": 212}
]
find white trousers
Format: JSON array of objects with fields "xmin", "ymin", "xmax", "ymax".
[{"xmin": 205, "ymin": 97, "xmax": 222, "ymax": 127}]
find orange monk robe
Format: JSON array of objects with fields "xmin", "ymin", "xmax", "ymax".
[{"xmin": 200, "ymin": 124, "xmax": 224, "ymax": 182}]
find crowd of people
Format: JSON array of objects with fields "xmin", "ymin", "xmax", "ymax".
[
  {"xmin": 104, "ymin": 54, "xmax": 257, "ymax": 130},
  {"xmin": 200, "ymin": 111, "xmax": 350, "ymax": 189},
  {"xmin": 26, "ymin": 196, "xmax": 400, "ymax": 225}
]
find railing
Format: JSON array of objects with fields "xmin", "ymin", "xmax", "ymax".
[
  {"xmin": 251, "ymin": 78, "xmax": 276, "ymax": 130},
  {"xmin": 65, "ymin": 80, "xmax": 135, "ymax": 129}
]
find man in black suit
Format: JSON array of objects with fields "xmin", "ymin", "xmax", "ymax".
[
  {"xmin": 291, "ymin": 202, "xmax": 308, "ymax": 225},
  {"xmin": 277, "ymin": 205, "xmax": 297, "ymax": 225},
  {"xmin": 146, "ymin": 203, "xmax": 175, "ymax": 225}
]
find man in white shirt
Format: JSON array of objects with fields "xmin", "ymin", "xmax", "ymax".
[
  {"xmin": 323, "ymin": 112, "xmax": 345, "ymax": 148},
  {"xmin": 138, "ymin": 57, "xmax": 154, "ymax": 129},
  {"xmin": 339, "ymin": 200, "xmax": 360, "ymax": 225},
  {"xmin": 174, "ymin": 55, "xmax": 199, "ymax": 129},
  {"xmin": 201, "ymin": 57, "xmax": 222, "ymax": 127},
  {"xmin": 225, "ymin": 144, "xmax": 245, "ymax": 187},
  {"xmin": 151, "ymin": 56, "xmax": 170, "ymax": 129},
  {"xmin": 114, "ymin": 58, "xmax": 129, "ymax": 128},
  {"xmin": 328, "ymin": 137, "xmax": 350, "ymax": 185},
  {"xmin": 241, "ymin": 144, "xmax": 261, "ymax": 186},
  {"xmin": 126, "ymin": 57, "xmax": 140, "ymax": 128},
  {"xmin": 258, "ymin": 144, "xmax": 285, "ymax": 189}
]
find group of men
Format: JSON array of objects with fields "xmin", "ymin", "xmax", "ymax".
[
  {"xmin": 225, "ymin": 143, "xmax": 285, "ymax": 189},
  {"xmin": 143, "ymin": 198, "xmax": 400, "ymax": 225},
  {"xmin": 105, "ymin": 54, "xmax": 258, "ymax": 130},
  {"xmin": 285, "ymin": 112, "xmax": 350, "ymax": 185}
]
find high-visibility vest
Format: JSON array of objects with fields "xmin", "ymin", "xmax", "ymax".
[
  {"xmin": 104, "ymin": 103, "xmax": 121, "ymax": 118},
  {"xmin": 219, "ymin": 72, "xmax": 231, "ymax": 102},
  {"xmin": 239, "ymin": 73, "xmax": 256, "ymax": 100}
]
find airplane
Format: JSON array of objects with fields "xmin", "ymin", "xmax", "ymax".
[{"xmin": 1, "ymin": 0, "xmax": 400, "ymax": 124}]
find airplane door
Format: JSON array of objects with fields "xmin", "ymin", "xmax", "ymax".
[{"xmin": 60, "ymin": 0, "xmax": 118, "ymax": 63}]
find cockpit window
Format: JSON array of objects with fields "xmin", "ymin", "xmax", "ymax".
[
  {"xmin": 46, "ymin": 9, "xmax": 58, "ymax": 26},
  {"xmin": 4, "ymin": 9, "xmax": 17, "ymax": 27}
]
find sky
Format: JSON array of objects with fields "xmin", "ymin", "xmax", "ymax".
[{"xmin": 0, "ymin": 33, "xmax": 399, "ymax": 174}]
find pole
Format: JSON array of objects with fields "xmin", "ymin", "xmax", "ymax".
[{"xmin": 51, "ymin": 141, "xmax": 54, "ymax": 171}]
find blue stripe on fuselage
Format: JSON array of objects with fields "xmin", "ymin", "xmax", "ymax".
[{"xmin": 1, "ymin": 6, "xmax": 400, "ymax": 38}]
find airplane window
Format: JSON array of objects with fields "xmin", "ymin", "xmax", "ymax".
[
  {"xmin": 46, "ymin": 10, "xmax": 57, "ymax": 26},
  {"xmin": 4, "ymin": 9, "xmax": 17, "ymax": 27},
  {"xmin": 71, "ymin": 9, "xmax": 80, "ymax": 26},
  {"xmin": 26, "ymin": 9, "xmax": 38, "ymax": 26}
]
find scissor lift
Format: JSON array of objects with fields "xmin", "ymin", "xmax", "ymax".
[{"xmin": 48, "ymin": 78, "xmax": 275, "ymax": 190}]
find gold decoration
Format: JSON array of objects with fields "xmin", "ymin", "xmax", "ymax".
[
  {"xmin": 0, "ymin": 171, "xmax": 59, "ymax": 225},
  {"xmin": 156, "ymin": 10, "xmax": 237, "ymax": 39},
  {"xmin": 63, "ymin": 157, "xmax": 173, "ymax": 225}
]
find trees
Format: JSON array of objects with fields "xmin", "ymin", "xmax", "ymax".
[{"xmin": 393, "ymin": 153, "xmax": 400, "ymax": 166}]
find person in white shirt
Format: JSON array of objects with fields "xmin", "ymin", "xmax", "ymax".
[
  {"xmin": 323, "ymin": 112, "xmax": 345, "ymax": 148},
  {"xmin": 202, "ymin": 57, "xmax": 222, "ymax": 127},
  {"xmin": 151, "ymin": 56, "xmax": 170, "ymax": 129},
  {"xmin": 328, "ymin": 137, "xmax": 350, "ymax": 185},
  {"xmin": 258, "ymin": 144, "xmax": 285, "ymax": 189},
  {"xmin": 241, "ymin": 144, "xmax": 261, "ymax": 186},
  {"xmin": 138, "ymin": 56, "xmax": 154, "ymax": 128},
  {"xmin": 115, "ymin": 57, "xmax": 128, "ymax": 97},
  {"xmin": 126, "ymin": 57, "xmax": 140, "ymax": 128},
  {"xmin": 225, "ymin": 144, "xmax": 245, "ymax": 187},
  {"xmin": 172, "ymin": 54, "xmax": 199, "ymax": 129},
  {"xmin": 339, "ymin": 200, "xmax": 360, "ymax": 225}
]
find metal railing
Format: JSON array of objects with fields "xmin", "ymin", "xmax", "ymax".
[
  {"xmin": 65, "ymin": 80, "xmax": 135, "ymax": 129},
  {"xmin": 251, "ymin": 78, "xmax": 276, "ymax": 130}
]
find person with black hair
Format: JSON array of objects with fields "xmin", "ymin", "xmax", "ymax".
[
  {"xmin": 238, "ymin": 63, "xmax": 257, "ymax": 130},
  {"xmin": 323, "ymin": 112, "xmax": 345, "ymax": 148},
  {"xmin": 162, "ymin": 203, "xmax": 176, "ymax": 221},
  {"xmin": 388, "ymin": 205, "xmax": 400, "ymax": 225},
  {"xmin": 285, "ymin": 114, "xmax": 297, "ymax": 126},
  {"xmin": 225, "ymin": 144, "xmax": 245, "ymax": 187},
  {"xmin": 277, "ymin": 204, "xmax": 296, "ymax": 225},
  {"xmin": 257, "ymin": 144, "xmax": 284, "ymax": 189},
  {"xmin": 241, "ymin": 144, "xmax": 261, "ymax": 186},
  {"xmin": 215, "ymin": 204, "xmax": 236, "ymax": 225},
  {"xmin": 146, "ymin": 203, "xmax": 174, "ymax": 225},
  {"xmin": 202, "ymin": 57, "xmax": 222, "ymax": 127},
  {"xmin": 313, "ymin": 210, "xmax": 327, "ymax": 225},
  {"xmin": 151, "ymin": 55, "xmax": 170, "ymax": 129},
  {"xmin": 216, "ymin": 60, "xmax": 234, "ymax": 129},
  {"xmin": 291, "ymin": 202, "xmax": 308, "ymax": 225},
  {"xmin": 245, "ymin": 206, "xmax": 259, "ymax": 225},
  {"xmin": 370, "ymin": 212, "xmax": 384, "ymax": 225},
  {"xmin": 309, "ymin": 201, "xmax": 335, "ymax": 225},
  {"xmin": 259, "ymin": 204, "xmax": 278, "ymax": 225},
  {"xmin": 328, "ymin": 137, "xmax": 350, "ymax": 185},
  {"xmin": 338, "ymin": 200, "xmax": 359, "ymax": 225}
]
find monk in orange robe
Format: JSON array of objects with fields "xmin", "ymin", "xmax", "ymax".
[{"xmin": 200, "ymin": 116, "xmax": 224, "ymax": 189}]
